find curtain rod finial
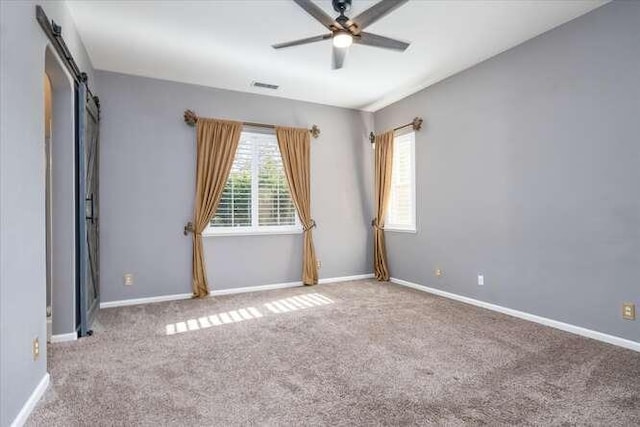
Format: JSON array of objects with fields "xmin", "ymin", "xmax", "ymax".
[
  {"xmin": 184, "ymin": 109, "xmax": 198, "ymax": 126},
  {"xmin": 412, "ymin": 117, "xmax": 423, "ymax": 131},
  {"xmin": 310, "ymin": 125, "xmax": 320, "ymax": 139},
  {"xmin": 369, "ymin": 132, "xmax": 375, "ymax": 143}
]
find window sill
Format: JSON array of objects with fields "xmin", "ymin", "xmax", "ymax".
[
  {"xmin": 384, "ymin": 227, "xmax": 417, "ymax": 234},
  {"xmin": 203, "ymin": 227, "xmax": 303, "ymax": 237}
]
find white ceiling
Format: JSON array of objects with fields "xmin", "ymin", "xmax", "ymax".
[{"xmin": 66, "ymin": 0, "xmax": 606, "ymax": 111}]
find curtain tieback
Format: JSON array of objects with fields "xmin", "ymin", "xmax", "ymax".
[
  {"xmin": 183, "ymin": 221, "xmax": 196, "ymax": 236},
  {"xmin": 303, "ymin": 219, "xmax": 317, "ymax": 232},
  {"xmin": 371, "ymin": 219, "xmax": 384, "ymax": 230}
]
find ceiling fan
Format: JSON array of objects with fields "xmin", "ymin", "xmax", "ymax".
[{"xmin": 273, "ymin": 0, "xmax": 410, "ymax": 69}]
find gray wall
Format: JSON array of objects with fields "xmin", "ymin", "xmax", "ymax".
[
  {"xmin": 374, "ymin": 0, "xmax": 640, "ymax": 343},
  {"xmin": 96, "ymin": 71, "xmax": 373, "ymax": 303},
  {"xmin": 0, "ymin": 1, "xmax": 95, "ymax": 425}
]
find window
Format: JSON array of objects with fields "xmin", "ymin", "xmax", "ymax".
[
  {"xmin": 385, "ymin": 131, "xmax": 416, "ymax": 232},
  {"xmin": 206, "ymin": 130, "xmax": 300, "ymax": 235}
]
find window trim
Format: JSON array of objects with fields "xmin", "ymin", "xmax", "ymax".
[
  {"xmin": 385, "ymin": 130, "xmax": 417, "ymax": 233},
  {"xmin": 203, "ymin": 224, "xmax": 302, "ymax": 237},
  {"xmin": 204, "ymin": 129, "xmax": 301, "ymax": 237}
]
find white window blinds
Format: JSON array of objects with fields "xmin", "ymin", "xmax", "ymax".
[
  {"xmin": 257, "ymin": 137, "xmax": 297, "ymax": 227},
  {"xmin": 210, "ymin": 137, "xmax": 253, "ymax": 228},
  {"xmin": 386, "ymin": 131, "xmax": 416, "ymax": 231},
  {"xmin": 209, "ymin": 130, "xmax": 299, "ymax": 234}
]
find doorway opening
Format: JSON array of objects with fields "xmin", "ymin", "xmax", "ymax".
[
  {"xmin": 44, "ymin": 73, "xmax": 52, "ymax": 341},
  {"xmin": 44, "ymin": 45, "xmax": 77, "ymax": 343}
]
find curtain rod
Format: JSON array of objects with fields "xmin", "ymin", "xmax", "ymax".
[
  {"xmin": 369, "ymin": 117, "xmax": 423, "ymax": 143},
  {"xmin": 183, "ymin": 110, "xmax": 321, "ymax": 139}
]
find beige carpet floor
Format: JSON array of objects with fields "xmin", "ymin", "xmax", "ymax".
[{"xmin": 28, "ymin": 280, "xmax": 640, "ymax": 426}]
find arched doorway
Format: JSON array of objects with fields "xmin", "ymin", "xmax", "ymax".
[{"xmin": 45, "ymin": 45, "xmax": 77, "ymax": 342}]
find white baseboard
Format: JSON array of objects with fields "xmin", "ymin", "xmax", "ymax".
[
  {"xmin": 10, "ymin": 373, "xmax": 50, "ymax": 427},
  {"xmin": 210, "ymin": 280, "xmax": 302, "ymax": 296},
  {"xmin": 390, "ymin": 277, "xmax": 640, "ymax": 353},
  {"xmin": 100, "ymin": 293, "xmax": 193, "ymax": 309},
  {"xmin": 50, "ymin": 332, "xmax": 77, "ymax": 343},
  {"xmin": 319, "ymin": 273, "xmax": 374, "ymax": 284},
  {"xmin": 100, "ymin": 274, "xmax": 375, "ymax": 309}
]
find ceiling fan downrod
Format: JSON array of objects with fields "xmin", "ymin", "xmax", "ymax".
[
  {"xmin": 332, "ymin": 0, "xmax": 352, "ymax": 15},
  {"xmin": 333, "ymin": 0, "xmax": 352, "ymax": 27}
]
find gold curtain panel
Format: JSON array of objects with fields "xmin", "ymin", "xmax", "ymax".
[
  {"xmin": 276, "ymin": 126, "xmax": 319, "ymax": 285},
  {"xmin": 191, "ymin": 118, "xmax": 243, "ymax": 297},
  {"xmin": 373, "ymin": 131, "xmax": 394, "ymax": 281}
]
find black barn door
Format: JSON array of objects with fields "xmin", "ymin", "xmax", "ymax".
[{"xmin": 77, "ymin": 81, "xmax": 100, "ymax": 337}]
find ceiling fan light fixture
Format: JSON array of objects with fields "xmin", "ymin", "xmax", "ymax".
[{"xmin": 332, "ymin": 32, "xmax": 353, "ymax": 48}]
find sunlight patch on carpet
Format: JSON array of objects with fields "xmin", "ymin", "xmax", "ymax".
[{"xmin": 165, "ymin": 293, "xmax": 334, "ymax": 335}]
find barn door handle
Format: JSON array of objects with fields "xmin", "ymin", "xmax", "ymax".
[{"xmin": 85, "ymin": 194, "xmax": 95, "ymax": 224}]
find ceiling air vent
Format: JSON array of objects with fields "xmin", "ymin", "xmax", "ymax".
[{"xmin": 251, "ymin": 81, "xmax": 279, "ymax": 90}]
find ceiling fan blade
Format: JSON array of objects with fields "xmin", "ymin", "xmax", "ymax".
[
  {"xmin": 352, "ymin": 0, "xmax": 409, "ymax": 32},
  {"xmin": 355, "ymin": 32, "xmax": 410, "ymax": 51},
  {"xmin": 293, "ymin": 0, "xmax": 343, "ymax": 30},
  {"xmin": 332, "ymin": 46, "xmax": 348, "ymax": 69},
  {"xmin": 273, "ymin": 34, "xmax": 332, "ymax": 49}
]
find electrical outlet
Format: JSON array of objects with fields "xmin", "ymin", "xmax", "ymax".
[
  {"xmin": 124, "ymin": 273, "xmax": 134, "ymax": 286},
  {"xmin": 33, "ymin": 337, "xmax": 40, "ymax": 360},
  {"xmin": 622, "ymin": 303, "xmax": 635, "ymax": 320},
  {"xmin": 435, "ymin": 268, "xmax": 443, "ymax": 278},
  {"xmin": 316, "ymin": 260, "xmax": 321, "ymax": 269},
  {"xmin": 478, "ymin": 274, "xmax": 484, "ymax": 286}
]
